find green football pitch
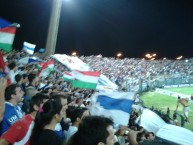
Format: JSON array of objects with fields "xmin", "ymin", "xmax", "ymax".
[{"xmin": 139, "ymin": 87, "xmax": 193, "ymax": 130}]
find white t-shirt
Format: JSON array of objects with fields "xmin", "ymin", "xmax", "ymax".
[
  {"xmin": 9, "ymin": 70, "xmax": 16, "ymax": 84},
  {"xmin": 66, "ymin": 126, "xmax": 78, "ymax": 141}
]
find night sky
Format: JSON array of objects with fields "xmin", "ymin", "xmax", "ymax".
[{"xmin": 0, "ymin": 0, "xmax": 193, "ymax": 58}]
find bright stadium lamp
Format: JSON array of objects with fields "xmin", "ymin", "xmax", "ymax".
[
  {"xmin": 116, "ymin": 53, "xmax": 122, "ymax": 59},
  {"xmin": 72, "ymin": 51, "xmax": 77, "ymax": 56},
  {"xmin": 145, "ymin": 53, "xmax": 150, "ymax": 58},
  {"xmin": 96, "ymin": 54, "xmax": 102, "ymax": 58},
  {"xmin": 176, "ymin": 56, "xmax": 183, "ymax": 60}
]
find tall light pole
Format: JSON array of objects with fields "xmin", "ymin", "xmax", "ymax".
[{"xmin": 45, "ymin": 0, "xmax": 63, "ymax": 56}]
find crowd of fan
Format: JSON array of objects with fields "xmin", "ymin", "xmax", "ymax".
[
  {"xmin": 0, "ymin": 50, "xmax": 189, "ymax": 145},
  {"xmin": 81, "ymin": 55, "xmax": 193, "ymax": 88}
]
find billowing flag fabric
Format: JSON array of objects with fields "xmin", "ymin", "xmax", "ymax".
[
  {"xmin": 0, "ymin": 18, "xmax": 11, "ymax": 28},
  {"xmin": 62, "ymin": 71, "xmax": 74, "ymax": 82},
  {"xmin": 37, "ymin": 60, "xmax": 54, "ymax": 77},
  {"xmin": 96, "ymin": 74, "xmax": 118, "ymax": 91},
  {"xmin": 18, "ymin": 57, "xmax": 40, "ymax": 65},
  {"xmin": 138, "ymin": 109, "xmax": 193, "ymax": 145},
  {"xmin": 52, "ymin": 54, "xmax": 92, "ymax": 71},
  {"xmin": 36, "ymin": 62, "xmax": 44, "ymax": 70},
  {"xmin": 72, "ymin": 71, "xmax": 100, "ymax": 89},
  {"xmin": 0, "ymin": 52, "xmax": 6, "ymax": 71},
  {"xmin": 23, "ymin": 42, "xmax": 36, "ymax": 55},
  {"xmin": 0, "ymin": 26, "xmax": 16, "ymax": 52},
  {"xmin": 28, "ymin": 57, "xmax": 38, "ymax": 64},
  {"xmin": 52, "ymin": 54, "xmax": 118, "ymax": 90},
  {"xmin": 89, "ymin": 91, "xmax": 135, "ymax": 125}
]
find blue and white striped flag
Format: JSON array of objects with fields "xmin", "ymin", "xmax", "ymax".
[
  {"xmin": 89, "ymin": 91, "xmax": 135, "ymax": 125},
  {"xmin": 23, "ymin": 41, "xmax": 36, "ymax": 55}
]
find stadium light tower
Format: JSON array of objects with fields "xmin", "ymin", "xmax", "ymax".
[{"xmin": 45, "ymin": 0, "xmax": 63, "ymax": 56}]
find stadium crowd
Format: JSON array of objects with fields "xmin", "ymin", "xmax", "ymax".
[
  {"xmin": 0, "ymin": 49, "xmax": 192, "ymax": 145},
  {"xmin": 81, "ymin": 55, "xmax": 193, "ymax": 89}
]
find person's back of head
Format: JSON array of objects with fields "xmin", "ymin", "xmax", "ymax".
[
  {"xmin": 41, "ymin": 87, "xmax": 51, "ymax": 94},
  {"xmin": 8, "ymin": 62, "xmax": 16, "ymax": 70},
  {"xmin": 5, "ymin": 84, "xmax": 19, "ymax": 101},
  {"xmin": 70, "ymin": 107, "xmax": 88, "ymax": 124},
  {"xmin": 66, "ymin": 116, "xmax": 114, "ymax": 145},
  {"xmin": 145, "ymin": 132, "xmax": 155, "ymax": 141},
  {"xmin": 75, "ymin": 97, "xmax": 83, "ymax": 106},
  {"xmin": 22, "ymin": 73, "xmax": 28, "ymax": 83},
  {"xmin": 25, "ymin": 87, "xmax": 38, "ymax": 99},
  {"xmin": 51, "ymin": 94, "xmax": 68, "ymax": 118},
  {"xmin": 15, "ymin": 74, "xmax": 22, "ymax": 83},
  {"xmin": 28, "ymin": 93, "xmax": 49, "ymax": 114},
  {"xmin": 66, "ymin": 106, "xmax": 77, "ymax": 118},
  {"xmin": 28, "ymin": 73, "xmax": 36, "ymax": 84},
  {"xmin": 30, "ymin": 98, "xmax": 63, "ymax": 145},
  {"xmin": 22, "ymin": 87, "xmax": 38, "ymax": 114},
  {"xmin": 36, "ymin": 98, "xmax": 63, "ymax": 125},
  {"xmin": 137, "ymin": 131, "xmax": 147, "ymax": 143}
]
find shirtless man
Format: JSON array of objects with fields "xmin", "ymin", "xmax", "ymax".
[{"xmin": 175, "ymin": 96, "xmax": 190, "ymax": 123}]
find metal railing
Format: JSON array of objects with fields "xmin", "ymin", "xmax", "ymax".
[{"xmin": 125, "ymin": 76, "xmax": 193, "ymax": 93}]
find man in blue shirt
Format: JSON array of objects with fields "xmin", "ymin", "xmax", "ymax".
[{"xmin": 0, "ymin": 84, "xmax": 24, "ymax": 135}]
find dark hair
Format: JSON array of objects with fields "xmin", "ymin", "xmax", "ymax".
[
  {"xmin": 66, "ymin": 116, "xmax": 114, "ymax": 145},
  {"xmin": 8, "ymin": 62, "xmax": 16, "ymax": 70},
  {"xmin": 51, "ymin": 94, "xmax": 67, "ymax": 100},
  {"xmin": 22, "ymin": 73, "xmax": 28, "ymax": 79},
  {"xmin": 70, "ymin": 107, "xmax": 87, "ymax": 123},
  {"xmin": 28, "ymin": 73, "xmax": 36, "ymax": 83},
  {"xmin": 75, "ymin": 97, "xmax": 83, "ymax": 104},
  {"xmin": 66, "ymin": 106, "xmax": 77, "ymax": 118},
  {"xmin": 30, "ymin": 99, "xmax": 63, "ymax": 145},
  {"xmin": 41, "ymin": 88, "xmax": 51, "ymax": 94},
  {"xmin": 15, "ymin": 74, "xmax": 22, "ymax": 83},
  {"xmin": 145, "ymin": 132, "xmax": 155, "ymax": 139},
  {"xmin": 137, "ymin": 131, "xmax": 146, "ymax": 142},
  {"xmin": 5, "ymin": 84, "xmax": 20, "ymax": 101},
  {"xmin": 29, "ymin": 93, "xmax": 49, "ymax": 113},
  {"xmin": 18, "ymin": 66, "xmax": 25, "ymax": 71}
]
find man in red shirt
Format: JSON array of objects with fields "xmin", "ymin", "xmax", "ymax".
[{"xmin": 0, "ymin": 93, "xmax": 49, "ymax": 145}]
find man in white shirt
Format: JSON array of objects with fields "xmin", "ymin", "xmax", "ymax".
[
  {"xmin": 66, "ymin": 107, "xmax": 89, "ymax": 141},
  {"xmin": 8, "ymin": 62, "xmax": 17, "ymax": 84}
]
